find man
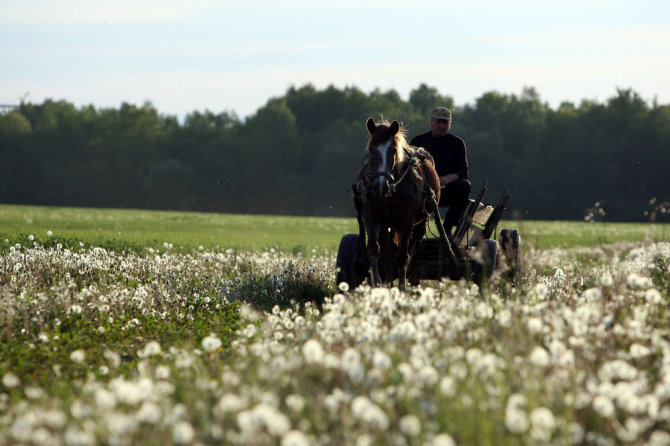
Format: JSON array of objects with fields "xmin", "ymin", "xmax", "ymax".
[{"xmin": 410, "ymin": 106, "xmax": 471, "ymax": 235}]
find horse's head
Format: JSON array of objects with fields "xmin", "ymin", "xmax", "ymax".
[{"xmin": 365, "ymin": 117, "xmax": 406, "ymax": 198}]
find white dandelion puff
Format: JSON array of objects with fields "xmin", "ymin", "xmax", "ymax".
[
  {"xmin": 2, "ymin": 372, "xmax": 20, "ymax": 388},
  {"xmin": 530, "ymin": 407, "xmax": 556, "ymax": 442},
  {"xmin": 399, "ymin": 414, "xmax": 421, "ymax": 437},
  {"xmin": 172, "ymin": 420, "xmax": 195, "ymax": 444},
  {"xmin": 70, "ymin": 349, "xmax": 86, "ymax": 364},
  {"xmin": 201, "ymin": 333, "xmax": 223, "ymax": 352},
  {"xmin": 302, "ymin": 339, "xmax": 325, "ymax": 365}
]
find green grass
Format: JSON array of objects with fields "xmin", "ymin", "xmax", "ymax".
[{"xmin": 1, "ymin": 203, "xmax": 669, "ymax": 253}]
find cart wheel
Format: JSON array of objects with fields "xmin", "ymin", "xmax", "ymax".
[
  {"xmin": 335, "ymin": 234, "xmax": 368, "ymax": 289},
  {"xmin": 472, "ymin": 239, "xmax": 499, "ymax": 287},
  {"xmin": 500, "ymin": 229, "xmax": 521, "ymax": 280}
]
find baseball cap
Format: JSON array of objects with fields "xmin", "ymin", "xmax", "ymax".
[{"xmin": 431, "ymin": 107, "xmax": 452, "ymax": 121}]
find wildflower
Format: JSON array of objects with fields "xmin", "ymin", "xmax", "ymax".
[
  {"xmin": 302, "ymin": 339, "xmax": 325, "ymax": 364},
  {"xmin": 627, "ymin": 273, "xmax": 652, "ymax": 290},
  {"xmin": 505, "ymin": 408, "xmax": 529, "ymax": 434},
  {"xmin": 156, "ymin": 365, "xmax": 170, "ymax": 380},
  {"xmin": 440, "ymin": 376, "xmax": 456, "ymax": 397},
  {"xmin": 70, "ymin": 349, "xmax": 86, "ymax": 364},
  {"xmin": 650, "ymin": 430, "xmax": 670, "ymax": 446},
  {"xmin": 505, "ymin": 394, "xmax": 529, "ymax": 434},
  {"xmin": 583, "ymin": 287, "xmax": 602, "ymax": 302},
  {"xmin": 281, "ymin": 430, "xmax": 310, "ymax": 446},
  {"xmin": 172, "ymin": 420, "xmax": 195, "ymax": 444},
  {"xmin": 341, "ymin": 347, "xmax": 364, "ymax": 382},
  {"xmin": 399, "ymin": 414, "xmax": 421, "ymax": 437},
  {"xmin": 630, "ymin": 343, "xmax": 651, "ymax": 358},
  {"xmin": 217, "ymin": 393, "xmax": 245, "ymax": 413},
  {"xmin": 285, "ymin": 394, "xmax": 306, "ymax": 413},
  {"xmin": 139, "ymin": 340, "xmax": 162, "ymax": 357},
  {"xmin": 372, "ymin": 350, "xmax": 391, "ymax": 370},
  {"xmin": 201, "ymin": 333, "xmax": 223, "ymax": 352},
  {"xmin": 237, "ymin": 403, "xmax": 290, "ymax": 436},
  {"xmin": 351, "ymin": 396, "xmax": 389, "ymax": 431},
  {"xmin": 600, "ymin": 272, "xmax": 614, "ymax": 287},
  {"xmin": 592, "ymin": 395, "xmax": 615, "ymax": 418},
  {"xmin": 47, "ymin": 231, "xmax": 53, "ymax": 237},
  {"xmin": 645, "ymin": 288, "xmax": 662, "ymax": 304},
  {"xmin": 432, "ymin": 433, "xmax": 456, "ymax": 446},
  {"xmin": 94, "ymin": 387, "xmax": 117, "ymax": 410},
  {"xmin": 25, "ymin": 386, "xmax": 44, "ymax": 399},
  {"xmin": 137, "ymin": 401, "xmax": 162, "ymax": 424},
  {"xmin": 104, "ymin": 350, "xmax": 121, "ymax": 368},
  {"xmin": 599, "ymin": 359, "xmax": 638, "ymax": 382},
  {"xmin": 530, "ymin": 407, "xmax": 556, "ymax": 441},
  {"xmin": 527, "ymin": 317, "xmax": 543, "ymax": 334},
  {"xmin": 338, "ymin": 281, "xmax": 349, "ymax": 292},
  {"xmin": 243, "ymin": 324, "xmax": 257, "ymax": 338},
  {"xmin": 528, "ymin": 346, "xmax": 550, "ymax": 368},
  {"xmin": 2, "ymin": 372, "xmax": 20, "ymax": 388},
  {"xmin": 64, "ymin": 426, "xmax": 95, "ymax": 446},
  {"xmin": 534, "ymin": 283, "xmax": 549, "ymax": 299}
]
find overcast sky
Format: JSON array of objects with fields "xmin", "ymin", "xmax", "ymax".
[{"xmin": 2, "ymin": 0, "xmax": 669, "ymax": 119}]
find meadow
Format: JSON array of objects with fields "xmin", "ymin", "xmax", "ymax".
[{"xmin": 1, "ymin": 204, "xmax": 670, "ymax": 445}]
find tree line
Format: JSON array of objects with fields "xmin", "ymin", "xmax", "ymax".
[{"xmin": 1, "ymin": 84, "xmax": 668, "ymax": 222}]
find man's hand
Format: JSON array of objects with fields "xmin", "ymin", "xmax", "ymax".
[{"xmin": 440, "ymin": 174, "xmax": 459, "ymax": 186}]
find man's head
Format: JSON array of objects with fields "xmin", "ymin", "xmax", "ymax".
[{"xmin": 429, "ymin": 106, "xmax": 452, "ymax": 137}]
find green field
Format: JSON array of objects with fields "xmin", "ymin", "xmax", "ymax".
[
  {"xmin": 1, "ymin": 204, "xmax": 668, "ymax": 253},
  {"xmin": 2, "ymin": 203, "xmax": 670, "ymax": 445}
]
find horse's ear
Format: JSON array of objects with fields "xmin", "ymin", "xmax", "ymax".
[
  {"xmin": 366, "ymin": 117, "xmax": 376, "ymax": 134},
  {"xmin": 390, "ymin": 120, "xmax": 400, "ymax": 135}
]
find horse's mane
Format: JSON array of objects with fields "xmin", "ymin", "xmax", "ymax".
[{"xmin": 364, "ymin": 118, "xmax": 411, "ymax": 165}]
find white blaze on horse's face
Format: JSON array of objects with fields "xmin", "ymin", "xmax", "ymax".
[{"xmin": 374, "ymin": 140, "xmax": 393, "ymax": 197}]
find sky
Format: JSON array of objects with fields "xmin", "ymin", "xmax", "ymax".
[{"xmin": 2, "ymin": 0, "xmax": 669, "ymax": 120}]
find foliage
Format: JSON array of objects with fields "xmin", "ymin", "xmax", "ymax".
[{"xmin": 1, "ymin": 86, "xmax": 669, "ymax": 221}]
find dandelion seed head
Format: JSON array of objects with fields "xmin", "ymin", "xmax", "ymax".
[
  {"xmin": 2, "ymin": 372, "xmax": 20, "ymax": 388},
  {"xmin": 592, "ymin": 394, "xmax": 615, "ymax": 418},
  {"xmin": 528, "ymin": 346, "xmax": 550, "ymax": 368},
  {"xmin": 140, "ymin": 340, "xmax": 162, "ymax": 357},
  {"xmin": 172, "ymin": 420, "xmax": 194, "ymax": 444},
  {"xmin": 432, "ymin": 433, "xmax": 457, "ymax": 446},
  {"xmin": 527, "ymin": 317, "xmax": 543, "ymax": 334},
  {"xmin": 70, "ymin": 349, "xmax": 86, "ymax": 364},
  {"xmin": 399, "ymin": 414, "xmax": 421, "ymax": 437},
  {"xmin": 530, "ymin": 407, "xmax": 556, "ymax": 441},
  {"xmin": 281, "ymin": 430, "xmax": 310, "ymax": 446},
  {"xmin": 302, "ymin": 339, "xmax": 324, "ymax": 364},
  {"xmin": 534, "ymin": 283, "xmax": 549, "ymax": 299},
  {"xmin": 137, "ymin": 401, "xmax": 162, "ymax": 424},
  {"xmin": 201, "ymin": 333, "xmax": 223, "ymax": 352}
]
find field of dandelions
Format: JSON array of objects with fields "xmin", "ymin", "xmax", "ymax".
[{"xmin": 2, "ymin": 231, "xmax": 670, "ymax": 445}]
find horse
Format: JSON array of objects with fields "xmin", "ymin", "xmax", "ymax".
[{"xmin": 353, "ymin": 117, "xmax": 441, "ymax": 290}]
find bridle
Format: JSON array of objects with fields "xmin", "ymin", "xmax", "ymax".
[{"xmin": 363, "ymin": 149, "xmax": 424, "ymax": 197}]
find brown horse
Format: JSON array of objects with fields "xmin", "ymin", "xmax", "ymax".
[{"xmin": 354, "ymin": 117, "xmax": 441, "ymax": 290}]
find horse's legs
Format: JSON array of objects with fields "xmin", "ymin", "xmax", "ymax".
[
  {"xmin": 366, "ymin": 224, "xmax": 383, "ymax": 287},
  {"xmin": 395, "ymin": 228, "xmax": 412, "ymax": 291},
  {"xmin": 379, "ymin": 229, "xmax": 394, "ymax": 286},
  {"xmin": 406, "ymin": 219, "xmax": 428, "ymax": 286}
]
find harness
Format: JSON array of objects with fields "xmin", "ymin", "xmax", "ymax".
[{"xmin": 362, "ymin": 150, "xmax": 428, "ymax": 196}]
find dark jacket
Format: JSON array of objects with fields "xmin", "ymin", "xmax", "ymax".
[{"xmin": 409, "ymin": 132, "xmax": 469, "ymax": 180}]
